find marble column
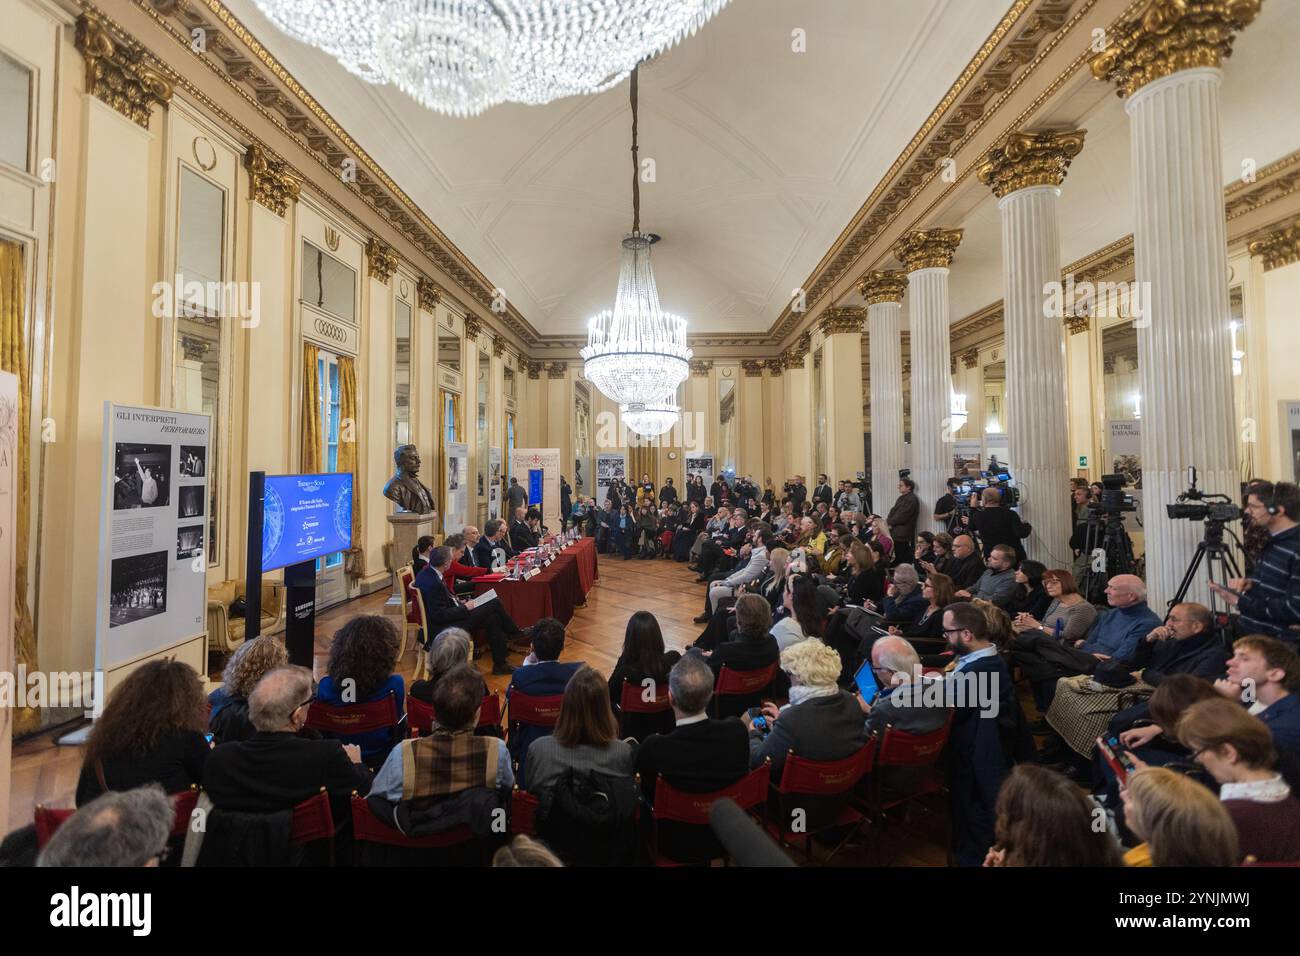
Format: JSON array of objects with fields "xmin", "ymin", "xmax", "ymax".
[
  {"xmin": 819, "ymin": 308, "xmax": 867, "ymax": 484},
  {"xmin": 782, "ymin": 335, "xmax": 813, "ymax": 482},
  {"xmin": 859, "ymin": 271, "xmax": 909, "ymax": 520},
  {"xmin": 892, "ymin": 230, "xmax": 963, "ymax": 533},
  {"xmin": 1092, "ymin": 0, "xmax": 1260, "ymax": 610},
  {"xmin": 978, "ymin": 129, "xmax": 1086, "ymax": 567}
]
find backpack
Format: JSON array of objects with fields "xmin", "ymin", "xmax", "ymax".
[{"xmin": 537, "ymin": 768, "xmax": 639, "ymax": 866}]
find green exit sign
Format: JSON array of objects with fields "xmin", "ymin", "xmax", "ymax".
[{"xmin": 1078, "ymin": 456, "xmax": 1089, "ymax": 468}]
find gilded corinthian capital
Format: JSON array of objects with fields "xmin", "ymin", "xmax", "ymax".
[
  {"xmin": 856, "ymin": 270, "xmax": 910, "ymax": 306},
  {"xmin": 75, "ymin": 13, "xmax": 173, "ymax": 129},
  {"xmin": 892, "ymin": 229, "xmax": 964, "ymax": 272},
  {"xmin": 1090, "ymin": 0, "xmax": 1261, "ymax": 100},
  {"xmin": 245, "ymin": 143, "xmax": 301, "ymax": 216},
  {"xmin": 365, "ymin": 238, "xmax": 398, "ymax": 285},
  {"xmin": 819, "ymin": 307, "xmax": 865, "ymax": 336},
  {"xmin": 1247, "ymin": 218, "xmax": 1300, "ymax": 272},
  {"xmin": 977, "ymin": 129, "xmax": 1087, "ymax": 198}
]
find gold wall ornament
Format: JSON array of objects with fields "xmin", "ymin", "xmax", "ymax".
[
  {"xmin": 977, "ymin": 128, "xmax": 1087, "ymax": 198},
  {"xmin": 856, "ymin": 270, "xmax": 909, "ymax": 305},
  {"xmin": 1247, "ymin": 218, "xmax": 1300, "ymax": 271},
  {"xmin": 961, "ymin": 348, "xmax": 980, "ymax": 368},
  {"xmin": 546, "ymin": 361, "xmax": 567, "ymax": 379},
  {"xmin": 901, "ymin": 360, "xmax": 912, "ymax": 376},
  {"xmin": 75, "ymin": 13, "xmax": 173, "ymax": 129},
  {"xmin": 365, "ymin": 238, "xmax": 398, "ymax": 285},
  {"xmin": 325, "ymin": 226, "xmax": 341, "ymax": 251},
  {"xmin": 244, "ymin": 142, "xmax": 300, "ymax": 216},
  {"xmin": 819, "ymin": 307, "xmax": 866, "ymax": 336},
  {"xmin": 417, "ymin": 277, "xmax": 443, "ymax": 311},
  {"xmin": 492, "ymin": 335, "xmax": 506, "ymax": 357},
  {"xmin": 464, "ymin": 315, "xmax": 483, "ymax": 341},
  {"xmin": 1065, "ymin": 313, "xmax": 1092, "ymax": 335},
  {"xmin": 741, "ymin": 360, "xmax": 765, "ymax": 377},
  {"xmin": 690, "ymin": 359, "xmax": 714, "ymax": 377},
  {"xmin": 526, "ymin": 360, "xmax": 544, "ymax": 380},
  {"xmin": 1090, "ymin": 0, "xmax": 1262, "ymax": 100},
  {"xmin": 767, "ymin": 363, "xmax": 783, "ymax": 378},
  {"xmin": 192, "ymin": 135, "xmax": 218, "ymax": 171},
  {"xmin": 892, "ymin": 228, "xmax": 964, "ymax": 272}
]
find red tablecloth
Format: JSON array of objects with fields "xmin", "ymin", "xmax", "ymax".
[{"xmin": 471, "ymin": 537, "xmax": 598, "ymax": 626}]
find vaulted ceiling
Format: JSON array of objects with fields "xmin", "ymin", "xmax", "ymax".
[{"xmin": 223, "ymin": 0, "xmax": 1014, "ymax": 336}]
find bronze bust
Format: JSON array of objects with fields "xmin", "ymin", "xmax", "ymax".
[{"xmin": 383, "ymin": 444, "xmax": 437, "ymax": 515}]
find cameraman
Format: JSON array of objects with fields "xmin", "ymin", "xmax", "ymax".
[
  {"xmin": 1209, "ymin": 480, "xmax": 1300, "ymax": 646},
  {"xmin": 962, "ymin": 487, "xmax": 1030, "ymax": 561},
  {"xmin": 933, "ymin": 477, "xmax": 962, "ymax": 533}
]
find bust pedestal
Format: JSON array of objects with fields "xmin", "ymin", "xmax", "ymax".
[{"xmin": 386, "ymin": 512, "xmax": 434, "ymax": 615}]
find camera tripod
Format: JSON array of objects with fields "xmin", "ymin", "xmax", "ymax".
[
  {"xmin": 1080, "ymin": 511, "xmax": 1137, "ymax": 605},
  {"xmin": 1169, "ymin": 518, "xmax": 1243, "ymax": 616}
]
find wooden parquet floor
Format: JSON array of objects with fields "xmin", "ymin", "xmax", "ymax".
[{"xmin": 7, "ymin": 551, "xmax": 948, "ymax": 864}]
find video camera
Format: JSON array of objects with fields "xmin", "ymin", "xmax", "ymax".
[
  {"xmin": 1166, "ymin": 467, "xmax": 1242, "ymax": 523},
  {"xmin": 1088, "ymin": 473, "xmax": 1137, "ymax": 516},
  {"xmin": 956, "ymin": 469, "xmax": 1021, "ymax": 509}
]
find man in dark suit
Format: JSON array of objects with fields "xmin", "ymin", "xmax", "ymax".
[
  {"xmin": 202, "ymin": 666, "xmax": 371, "ymax": 821},
  {"xmin": 963, "ymin": 487, "xmax": 1031, "ymax": 561},
  {"xmin": 475, "ymin": 518, "xmax": 512, "ymax": 568},
  {"xmin": 509, "ymin": 505, "xmax": 539, "ymax": 552},
  {"xmin": 635, "ymin": 653, "xmax": 750, "ymax": 862},
  {"xmin": 940, "ymin": 602, "xmax": 1035, "ymax": 867},
  {"xmin": 506, "ymin": 617, "xmax": 583, "ymax": 774},
  {"xmin": 700, "ymin": 593, "xmax": 780, "ymax": 679},
  {"xmin": 414, "ymin": 546, "xmax": 526, "ymax": 675},
  {"xmin": 812, "ymin": 474, "xmax": 834, "ymax": 507},
  {"xmin": 887, "ymin": 476, "xmax": 921, "ymax": 559},
  {"xmin": 939, "ymin": 534, "xmax": 985, "ymax": 591}
]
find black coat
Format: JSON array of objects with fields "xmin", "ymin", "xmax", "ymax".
[
  {"xmin": 1134, "ymin": 629, "xmax": 1230, "ymax": 686},
  {"xmin": 509, "ymin": 517, "xmax": 539, "ymax": 552},
  {"xmin": 967, "ymin": 507, "xmax": 1031, "ymax": 560},
  {"xmin": 76, "ymin": 731, "xmax": 209, "ymax": 807},
  {"xmin": 201, "ymin": 731, "xmax": 372, "ymax": 816},
  {"xmin": 748, "ymin": 691, "xmax": 867, "ymax": 783}
]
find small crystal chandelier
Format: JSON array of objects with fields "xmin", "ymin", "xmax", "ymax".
[
  {"xmin": 580, "ymin": 65, "xmax": 690, "ymax": 432},
  {"xmin": 250, "ymin": 1, "xmax": 733, "ymax": 116}
]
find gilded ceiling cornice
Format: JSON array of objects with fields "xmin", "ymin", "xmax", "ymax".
[
  {"xmin": 1247, "ymin": 217, "xmax": 1300, "ymax": 272},
  {"xmin": 856, "ymin": 270, "xmax": 910, "ymax": 306},
  {"xmin": 977, "ymin": 128, "xmax": 1087, "ymax": 198},
  {"xmin": 75, "ymin": 12, "xmax": 173, "ymax": 128},
  {"xmin": 1090, "ymin": 0, "xmax": 1261, "ymax": 100},
  {"xmin": 128, "ymin": 0, "xmax": 541, "ymax": 346},
  {"xmin": 245, "ymin": 142, "xmax": 300, "ymax": 216}
]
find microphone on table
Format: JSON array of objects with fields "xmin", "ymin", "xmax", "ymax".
[{"xmin": 707, "ymin": 798, "xmax": 796, "ymax": 868}]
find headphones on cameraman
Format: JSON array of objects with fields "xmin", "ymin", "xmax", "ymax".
[{"xmin": 1259, "ymin": 481, "xmax": 1279, "ymax": 516}]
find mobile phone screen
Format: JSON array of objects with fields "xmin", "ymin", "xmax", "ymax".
[{"xmin": 1096, "ymin": 736, "xmax": 1128, "ymax": 785}]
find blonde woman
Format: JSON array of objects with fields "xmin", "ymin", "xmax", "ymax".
[
  {"xmin": 1121, "ymin": 766, "xmax": 1239, "ymax": 867},
  {"xmin": 744, "ymin": 638, "xmax": 867, "ymax": 783},
  {"xmin": 209, "ymin": 636, "xmax": 289, "ymax": 744}
]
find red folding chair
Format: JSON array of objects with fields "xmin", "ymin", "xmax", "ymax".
[
  {"xmin": 290, "ymin": 788, "xmax": 337, "ymax": 864},
  {"xmin": 647, "ymin": 762, "xmax": 771, "ymax": 866},
  {"xmin": 35, "ymin": 786, "xmax": 202, "ymax": 850},
  {"xmin": 615, "ymin": 678, "xmax": 673, "ymax": 739},
  {"xmin": 505, "ymin": 690, "xmax": 564, "ymax": 740},
  {"xmin": 408, "ymin": 691, "xmax": 503, "ymax": 737},
  {"xmin": 867, "ymin": 715, "xmax": 952, "ymax": 815},
  {"xmin": 511, "ymin": 787, "xmax": 540, "ymax": 836},
  {"xmin": 305, "ymin": 691, "xmax": 402, "ymax": 759},
  {"xmin": 711, "ymin": 662, "xmax": 778, "ymax": 717},
  {"xmin": 765, "ymin": 739, "xmax": 876, "ymax": 863},
  {"xmin": 349, "ymin": 793, "xmax": 475, "ymax": 850}
]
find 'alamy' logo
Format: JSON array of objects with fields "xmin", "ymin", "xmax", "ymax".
[{"xmin": 49, "ymin": 886, "xmax": 151, "ymax": 936}]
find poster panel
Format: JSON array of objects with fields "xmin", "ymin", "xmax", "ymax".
[
  {"xmin": 96, "ymin": 403, "xmax": 211, "ymax": 672},
  {"xmin": 514, "ymin": 448, "xmax": 562, "ymax": 530},
  {"xmin": 596, "ymin": 452, "xmax": 627, "ymax": 510},
  {"xmin": 445, "ymin": 441, "xmax": 469, "ymax": 534},
  {"xmin": 1283, "ymin": 401, "xmax": 1300, "ymax": 483},
  {"xmin": 488, "ymin": 446, "xmax": 502, "ymax": 520},
  {"xmin": 1108, "ymin": 420, "xmax": 1142, "ymax": 488},
  {"xmin": 684, "ymin": 453, "xmax": 715, "ymax": 493}
]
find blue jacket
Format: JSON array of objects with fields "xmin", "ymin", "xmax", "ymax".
[
  {"xmin": 506, "ymin": 660, "xmax": 583, "ymax": 773},
  {"xmin": 1260, "ymin": 693, "xmax": 1300, "ymax": 758},
  {"xmin": 1079, "ymin": 602, "xmax": 1161, "ymax": 663},
  {"xmin": 1239, "ymin": 525, "xmax": 1300, "ymax": 643},
  {"xmin": 314, "ymin": 673, "xmax": 405, "ymax": 764}
]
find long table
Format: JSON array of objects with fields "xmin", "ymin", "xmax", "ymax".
[{"xmin": 470, "ymin": 536, "xmax": 599, "ymax": 626}]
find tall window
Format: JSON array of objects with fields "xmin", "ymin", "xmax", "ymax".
[
  {"xmin": 0, "ymin": 51, "xmax": 32, "ymax": 172},
  {"xmin": 443, "ymin": 390, "xmax": 459, "ymax": 444},
  {"xmin": 394, "ymin": 298, "xmax": 412, "ymax": 446},
  {"xmin": 317, "ymin": 351, "xmax": 344, "ymax": 571}
]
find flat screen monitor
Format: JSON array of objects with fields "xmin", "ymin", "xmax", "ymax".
[{"xmin": 260, "ymin": 472, "xmax": 353, "ymax": 573}]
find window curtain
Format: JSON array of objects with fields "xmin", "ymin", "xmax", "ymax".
[
  {"xmin": 301, "ymin": 342, "xmax": 321, "ymax": 472},
  {"xmin": 629, "ymin": 442, "xmax": 655, "ymax": 497},
  {"xmin": 336, "ymin": 354, "xmax": 363, "ymax": 576},
  {"xmin": 1, "ymin": 239, "xmax": 38, "ymax": 735},
  {"xmin": 448, "ymin": 391, "xmax": 461, "ymax": 443}
]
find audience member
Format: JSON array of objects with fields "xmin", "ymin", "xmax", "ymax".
[
  {"xmin": 38, "ymin": 785, "xmax": 176, "ymax": 868},
  {"xmin": 983, "ymin": 765, "xmax": 1121, "ymax": 867},
  {"xmin": 506, "ymin": 617, "xmax": 583, "ymax": 773},
  {"xmin": 314, "ymin": 615, "xmax": 405, "ymax": 764},
  {"xmin": 887, "ymin": 573, "xmax": 955, "ymax": 642},
  {"xmin": 1008, "ymin": 560, "xmax": 1051, "ymax": 620},
  {"xmin": 1209, "ymin": 481, "xmax": 1300, "ymax": 645},
  {"xmin": 1215, "ymin": 635, "xmax": 1300, "ymax": 760},
  {"xmin": 771, "ymin": 574, "xmax": 824, "ymax": 651},
  {"xmin": 881, "ymin": 563, "xmax": 926, "ymax": 623},
  {"xmin": 606, "ymin": 611, "xmax": 682, "ymax": 739},
  {"xmin": 492, "ymin": 834, "xmax": 564, "ymax": 867},
  {"xmin": 1121, "ymin": 767, "xmax": 1239, "ymax": 867},
  {"xmin": 409, "ymin": 627, "xmax": 487, "ymax": 706},
  {"xmin": 886, "ymin": 477, "xmax": 921, "ymax": 558},
  {"xmin": 209, "ymin": 636, "xmax": 289, "ymax": 745},
  {"xmin": 958, "ymin": 544, "xmax": 1018, "ymax": 609},
  {"xmin": 415, "ymin": 545, "xmax": 528, "ymax": 675},
  {"xmin": 524, "ymin": 666, "xmax": 635, "ymax": 796},
  {"xmin": 77, "ymin": 659, "xmax": 209, "ymax": 806}
]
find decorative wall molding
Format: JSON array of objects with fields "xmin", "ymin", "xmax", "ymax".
[
  {"xmin": 1090, "ymin": 0, "xmax": 1261, "ymax": 100},
  {"xmin": 244, "ymin": 142, "xmax": 300, "ymax": 216},
  {"xmin": 75, "ymin": 12, "xmax": 173, "ymax": 128},
  {"xmin": 976, "ymin": 128, "xmax": 1087, "ymax": 198},
  {"xmin": 1248, "ymin": 216, "xmax": 1300, "ymax": 272},
  {"xmin": 365, "ymin": 237, "xmax": 397, "ymax": 285},
  {"xmin": 417, "ymin": 277, "xmax": 443, "ymax": 311}
]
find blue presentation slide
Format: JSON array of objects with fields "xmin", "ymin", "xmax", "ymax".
[{"xmin": 261, "ymin": 473, "xmax": 354, "ymax": 573}]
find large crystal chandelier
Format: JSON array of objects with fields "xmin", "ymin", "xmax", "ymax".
[
  {"xmin": 580, "ymin": 65, "xmax": 690, "ymax": 434},
  {"xmin": 250, "ymin": 1, "xmax": 732, "ymax": 116}
]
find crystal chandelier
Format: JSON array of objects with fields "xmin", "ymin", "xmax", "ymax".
[
  {"xmin": 250, "ymin": 0, "xmax": 732, "ymax": 116},
  {"xmin": 620, "ymin": 399, "xmax": 681, "ymax": 439},
  {"xmin": 580, "ymin": 65, "xmax": 690, "ymax": 431}
]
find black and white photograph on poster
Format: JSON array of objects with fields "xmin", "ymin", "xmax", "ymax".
[
  {"xmin": 448, "ymin": 456, "xmax": 460, "ymax": 491},
  {"xmin": 113, "ymin": 442, "xmax": 171, "ymax": 510},
  {"xmin": 176, "ymin": 524, "xmax": 203, "ymax": 560},
  {"xmin": 178, "ymin": 484, "xmax": 205, "ymax": 518},
  {"xmin": 109, "ymin": 550, "xmax": 168, "ymax": 628},
  {"xmin": 180, "ymin": 445, "xmax": 206, "ymax": 478}
]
